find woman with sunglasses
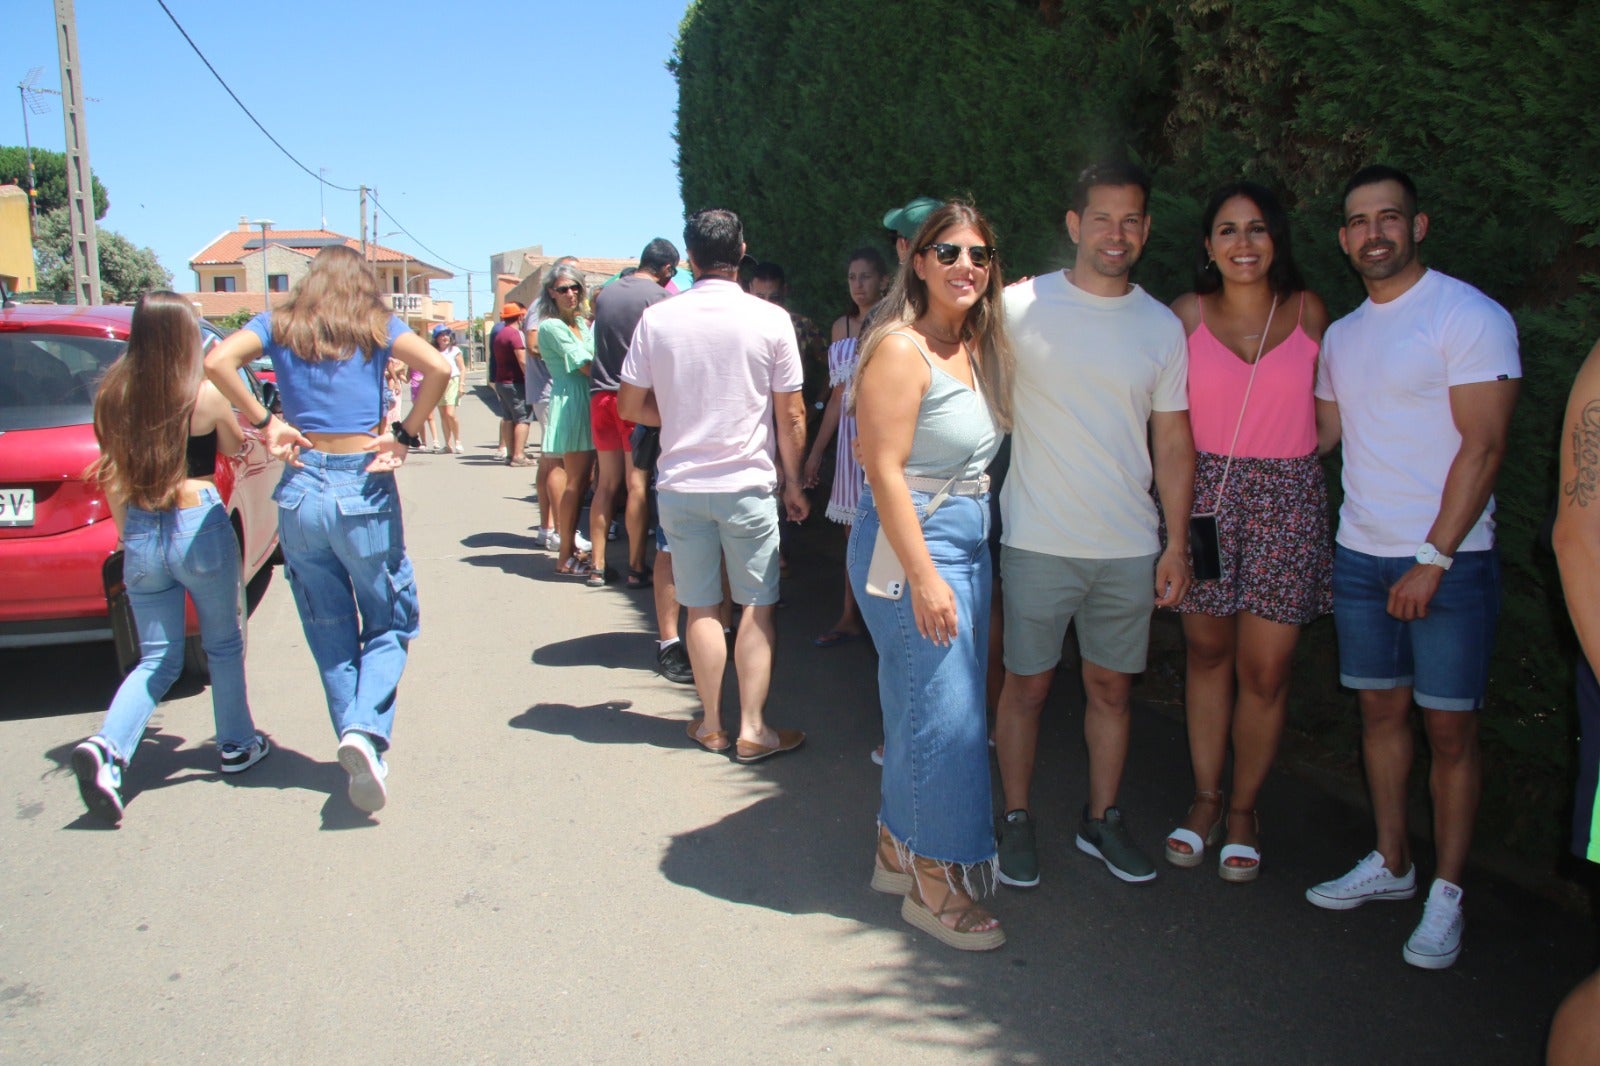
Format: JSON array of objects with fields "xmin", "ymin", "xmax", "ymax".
[
  {"xmin": 848, "ymin": 202, "xmax": 1014, "ymax": 950},
  {"xmin": 1162, "ymin": 181, "xmax": 1332, "ymax": 881},
  {"xmin": 70, "ymin": 293, "xmax": 270, "ymax": 821},
  {"xmin": 537, "ymin": 265, "xmax": 600, "ymax": 582},
  {"xmin": 205, "ymin": 245, "xmax": 449, "ymax": 814}
]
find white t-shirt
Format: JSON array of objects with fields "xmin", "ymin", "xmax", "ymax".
[
  {"xmin": 1315, "ymin": 268, "xmax": 1520, "ymax": 557},
  {"xmin": 441, "ymin": 345, "xmax": 462, "ymax": 380},
  {"xmin": 620, "ymin": 278, "xmax": 803, "ymax": 493},
  {"xmin": 1001, "ymin": 271, "xmax": 1189, "ymax": 559}
]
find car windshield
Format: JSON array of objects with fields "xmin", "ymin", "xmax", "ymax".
[{"xmin": 0, "ymin": 332, "xmax": 126, "ymax": 431}]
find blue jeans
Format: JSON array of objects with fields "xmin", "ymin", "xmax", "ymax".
[
  {"xmin": 98, "ymin": 488, "xmax": 254, "ymax": 764},
  {"xmin": 273, "ymin": 453, "xmax": 420, "ymax": 749},
  {"xmin": 847, "ymin": 485, "xmax": 995, "ymax": 867}
]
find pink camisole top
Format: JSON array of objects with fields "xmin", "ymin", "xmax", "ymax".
[{"xmin": 1186, "ymin": 293, "xmax": 1319, "ymax": 458}]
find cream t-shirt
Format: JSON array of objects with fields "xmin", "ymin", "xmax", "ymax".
[{"xmin": 1001, "ymin": 271, "xmax": 1188, "ymax": 559}]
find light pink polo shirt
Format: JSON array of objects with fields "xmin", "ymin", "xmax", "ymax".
[{"xmin": 620, "ymin": 278, "xmax": 804, "ymax": 493}]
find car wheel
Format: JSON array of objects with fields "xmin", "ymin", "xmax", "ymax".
[{"xmin": 183, "ymin": 535, "xmax": 249, "ymax": 680}]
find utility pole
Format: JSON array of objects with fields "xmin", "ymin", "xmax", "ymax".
[
  {"xmin": 466, "ymin": 272, "xmax": 475, "ymax": 365},
  {"xmin": 55, "ymin": 0, "xmax": 101, "ymax": 304},
  {"xmin": 359, "ymin": 184, "xmax": 368, "ymax": 257}
]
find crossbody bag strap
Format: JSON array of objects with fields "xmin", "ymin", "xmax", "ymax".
[{"xmin": 1212, "ymin": 295, "xmax": 1277, "ymax": 514}]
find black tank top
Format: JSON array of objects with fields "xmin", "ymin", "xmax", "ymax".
[{"xmin": 185, "ymin": 430, "xmax": 218, "ymax": 479}]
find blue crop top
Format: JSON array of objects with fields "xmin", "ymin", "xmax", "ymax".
[{"xmin": 244, "ymin": 312, "xmax": 410, "ymax": 434}]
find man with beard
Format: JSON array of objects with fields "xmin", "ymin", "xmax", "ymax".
[
  {"xmin": 993, "ymin": 161, "xmax": 1194, "ymax": 888},
  {"xmin": 1306, "ymin": 165, "xmax": 1519, "ymax": 971}
]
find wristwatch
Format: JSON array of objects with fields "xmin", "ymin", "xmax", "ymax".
[
  {"xmin": 1415, "ymin": 542, "xmax": 1454, "ymax": 570},
  {"xmin": 390, "ymin": 421, "xmax": 423, "ymax": 448}
]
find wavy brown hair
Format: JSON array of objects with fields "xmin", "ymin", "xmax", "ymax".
[
  {"xmin": 270, "ymin": 244, "xmax": 392, "ymax": 362},
  {"xmin": 89, "ymin": 292, "xmax": 203, "ymax": 510},
  {"xmin": 853, "ymin": 201, "xmax": 1014, "ymax": 430}
]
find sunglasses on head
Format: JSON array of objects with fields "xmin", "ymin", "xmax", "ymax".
[
  {"xmin": 552, "ymin": 284, "xmax": 582, "ymax": 295},
  {"xmin": 921, "ymin": 243, "xmax": 996, "ymax": 268}
]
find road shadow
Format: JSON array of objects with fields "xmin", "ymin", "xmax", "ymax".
[
  {"xmin": 532, "ymin": 630, "xmax": 663, "ymax": 672},
  {"xmin": 509, "ymin": 699, "xmax": 698, "ymax": 751}
]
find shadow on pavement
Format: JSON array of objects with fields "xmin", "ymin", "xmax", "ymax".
[
  {"xmin": 510, "ymin": 700, "xmax": 697, "ymax": 751},
  {"xmin": 532, "ymin": 630, "xmax": 659, "ymax": 672}
]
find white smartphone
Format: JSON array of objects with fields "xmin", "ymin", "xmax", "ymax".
[{"xmin": 864, "ymin": 525, "xmax": 905, "ymax": 600}]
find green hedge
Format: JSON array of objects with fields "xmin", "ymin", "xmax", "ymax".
[{"xmin": 674, "ymin": 0, "xmax": 1600, "ymax": 861}]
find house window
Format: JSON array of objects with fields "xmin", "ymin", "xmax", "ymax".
[
  {"xmin": 212, "ymin": 276, "xmax": 236, "ymax": 292},
  {"xmin": 268, "ymin": 274, "xmax": 288, "ymax": 292}
]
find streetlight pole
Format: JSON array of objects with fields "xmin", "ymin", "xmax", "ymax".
[
  {"xmin": 376, "ymin": 230, "xmax": 410, "ymax": 328},
  {"xmin": 251, "ymin": 218, "xmax": 274, "ymax": 315}
]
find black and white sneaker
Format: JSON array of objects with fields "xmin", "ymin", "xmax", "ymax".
[
  {"xmin": 71, "ymin": 738, "xmax": 124, "ymax": 822},
  {"xmin": 657, "ymin": 640, "xmax": 694, "ymax": 685},
  {"xmin": 337, "ymin": 731, "xmax": 389, "ymax": 813},
  {"xmin": 219, "ymin": 733, "xmax": 271, "ymax": 774}
]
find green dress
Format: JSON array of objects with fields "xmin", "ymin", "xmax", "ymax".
[{"xmin": 539, "ymin": 317, "xmax": 594, "ymax": 454}]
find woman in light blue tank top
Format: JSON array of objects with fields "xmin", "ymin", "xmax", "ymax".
[{"xmin": 847, "ymin": 202, "xmax": 1014, "ymax": 951}]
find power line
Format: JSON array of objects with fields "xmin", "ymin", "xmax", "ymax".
[
  {"xmin": 153, "ymin": 0, "xmax": 359, "ymax": 193},
  {"xmin": 368, "ymin": 192, "xmax": 474, "ymax": 275}
]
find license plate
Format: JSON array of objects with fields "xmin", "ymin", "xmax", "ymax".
[{"xmin": 0, "ymin": 488, "xmax": 34, "ymax": 527}]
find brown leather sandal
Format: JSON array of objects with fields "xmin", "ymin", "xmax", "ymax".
[
  {"xmin": 870, "ymin": 824, "xmax": 913, "ymax": 895},
  {"xmin": 899, "ymin": 856, "xmax": 1005, "ymax": 951},
  {"xmin": 685, "ymin": 717, "xmax": 731, "ymax": 754}
]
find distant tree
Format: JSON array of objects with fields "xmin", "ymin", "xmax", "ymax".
[
  {"xmin": 217, "ymin": 307, "xmax": 253, "ymax": 331},
  {"xmin": 0, "ymin": 145, "xmax": 109, "ymax": 219},
  {"xmin": 34, "ymin": 207, "xmax": 172, "ymax": 302}
]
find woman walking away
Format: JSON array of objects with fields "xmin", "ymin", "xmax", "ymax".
[
  {"xmin": 205, "ymin": 245, "xmax": 449, "ymax": 814},
  {"xmin": 848, "ymin": 202, "xmax": 1013, "ymax": 950},
  {"xmin": 806, "ymin": 247, "xmax": 889, "ymax": 648},
  {"xmin": 432, "ymin": 326, "xmax": 467, "ymax": 453},
  {"xmin": 538, "ymin": 264, "xmax": 600, "ymax": 581},
  {"xmin": 1162, "ymin": 181, "xmax": 1332, "ymax": 881},
  {"xmin": 71, "ymin": 292, "xmax": 269, "ymax": 822}
]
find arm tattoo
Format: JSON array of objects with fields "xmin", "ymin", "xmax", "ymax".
[{"xmin": 1566, "ymin": 399, "xmax": 1600, "ymax": 508}]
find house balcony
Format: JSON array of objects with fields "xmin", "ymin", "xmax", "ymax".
[{"xmin": 381, "ymin": 293, "xmax": 436, "ymax": 320}]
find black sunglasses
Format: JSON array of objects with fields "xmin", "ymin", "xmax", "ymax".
[
  {"xmin": 921, "ymin": 243, "xmax": 996, "ymax": 268},
  {"xmin": 552, "ymin": 283, "xmax": 583, "ymax": 295}
]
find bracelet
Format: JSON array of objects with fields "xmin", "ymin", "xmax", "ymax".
[{"xmin": 251, "ymin": 409, "xmax": 273, "ymax": 430}]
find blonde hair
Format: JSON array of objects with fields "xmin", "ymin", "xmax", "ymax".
[
  {"xmin": 270, "ymin": 244, "xmax": 393, "ymax": 362},
  {"xmin": 853, "ymin": 201, "xmax": 1014, "ymax": 430},
  {"xmin": 89, "ymin": 292, "xmax": 203, "ymax": 510}
]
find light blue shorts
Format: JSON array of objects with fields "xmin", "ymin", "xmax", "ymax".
[{"xmin": 656, "ymin": 490, "xmax": 780, "ymax": 607}]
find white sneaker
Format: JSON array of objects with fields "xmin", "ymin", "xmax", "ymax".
[
  {"xmin": 1306, "ymin": 851, "xmax": 1417, "ymax": 910},
  {"xmin": 71, "ymin": 738, "xmax": 124, "ymax": 822},
  {"xmin": 533, "ymin": 528, "xmax": 555, "ymax": 549},
  {"xmin": 1403, "ymin": 879, "xmax": 1464, "ymax": 969},
  {"xmin": 452, "ymin": 443, "xmax": 464, "ymax": 454},
  {"xmin": 336, "ymin": 731, "xmax": 389, "ymax": 813},
  {"xmin": 493, "ymin": 448, "xmax": 507, "ymax": 461},
  {"xmin": 219, "ymin": 732, "xmax": 271, "ymax": 773},
  {"xmin": 573, "ymin": 530, "xmax": 592, "ymax": 552}
]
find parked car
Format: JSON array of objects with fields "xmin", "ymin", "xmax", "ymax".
[
  {"xmin": 247, "ymin": 353, "xmax": 276, "ymax": 384},
  {"xmin": 0, "ymin": 303, "xmax": 282, "ymax": 676}
]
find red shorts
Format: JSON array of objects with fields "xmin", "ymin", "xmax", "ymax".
[{"xmin": 590, "ymin": 391, "xmax": 634, "ymax": 452}]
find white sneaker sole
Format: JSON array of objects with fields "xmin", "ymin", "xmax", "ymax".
[
  {"xmin": 1402, "ymin": 937, "xmax": 1462, "ymax": 969},
  {"xmin": 219, "ymin": 736, "xmax": 271, "ymax": 774},
  {"xmin": 1075, "ymin": 835, "xmax": 1157, "ymax": 883},
  {"xmin": 337, "ymin": 738, "xmax": 388, "ymax": 813},
  {"xmin": 1305, "ymin": 883, "xmax": 1416, "ymax": 911}
]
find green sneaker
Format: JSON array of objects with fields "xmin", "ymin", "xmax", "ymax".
[
  {"xmin": 996, "ymin": 809, "xmax": 1040, "ymax": 888},
  {"xmin": 1075, "ymin": 806, "xmax": 1157, "ymax": 883}
]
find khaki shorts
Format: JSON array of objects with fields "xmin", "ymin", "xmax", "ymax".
[
  {"xmin": 1000, "ymin": 545, "xmax": 1157, "ymax": 676},
  {"xmin": 657, "ymin": 490, "xmax": 780, "ymax": 607}
]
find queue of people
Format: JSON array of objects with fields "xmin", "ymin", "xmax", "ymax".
[{"xmin": 70, "ymin": 161, "xmax": 1568, "ymax": 979}]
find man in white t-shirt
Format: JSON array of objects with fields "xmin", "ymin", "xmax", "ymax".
[
  {"xmin": 1306, "ymin": 165, "xmax": 1519, "ymax": 971},
  {"xmin": 994, "ymin": 162, "xmax": 1195, "ymax": 888},
  {"xmin": 618, "ymin": 209, "xmax": 810, "ymax": 764}
]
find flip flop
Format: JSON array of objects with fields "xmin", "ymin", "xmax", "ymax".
[
  {"xmin": 734, "ymin": 729, "xmax": 806, "ymax": 763},
  {"xmin": 812, "ymin": 629, "xmax": 863, "ymax": 648},
  {"xmin": 686, "ymin": 717, "xmax": 731, "ymax": 754}
]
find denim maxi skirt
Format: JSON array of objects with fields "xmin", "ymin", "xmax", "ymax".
[{"xmin": 847, "ymin": 484, "xmax": 995, "ymax": 868}]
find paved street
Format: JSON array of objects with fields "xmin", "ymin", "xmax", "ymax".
[{"xmin": 2, "ymin": 378, "xmax": 1593, "ymax": 1063}]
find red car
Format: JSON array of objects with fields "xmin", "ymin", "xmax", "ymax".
[{"xmin": 0, "ymin": 302, "xmax": 282, "ymax": 675}]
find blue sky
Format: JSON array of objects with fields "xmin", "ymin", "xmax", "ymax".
[{"xmin": 3, "ymin": 0, "xmax": 692, "ymax": 306}]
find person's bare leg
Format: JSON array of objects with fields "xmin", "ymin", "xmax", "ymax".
[
  {"xmin": 995, "ymin": 669, "xmax": 1055, "ymax": 813},
  {"xmin": 511, "ymin": 420, "xmax": 530, "ymax": 459},
  {"xmin": 1170, "ymin": 612, "xmax": 1236, "ymax": 853},
  {"xmin": 653, "ymin": 550, "xmax": 679, "ymax": 642},
  {"xmin": 439, "ymin": 406, "xmax": 459, "ymax": 449},
  {"xmin": 986, "ymin": 583, "xmax": 1005, "ymax": 714},
  {"xmin": 499, "ymin": 418, "xmax": 512, "ymax": 456},
  {"xmin": 1423, "ymin": 708, "xmax": 1481, "ymax": 886},
  {"xmin": 684, "ymin": 606, "xmax": 728, "ymax": 734},
  {"xmin": 1549, "ymin": 970, "xmax": 1600, "ymax": 1066},
  {"xmin": 556, "ymin": 452, "xmax": 593, "ymax": 566},
  {"xmin": 733, "ymin": 603, "xmax": 782, "ymax": 746},
  {"xmin": 625, "ymin": 457, "xmax": 650, "ymax": 573},
  {"xmin": 1082, "ymin": 659, "xmax": 1134, "ymax": 819},
  {"xmin": 1360, "ymin": 687, "xmax": 1416, "ymax": 877},
  {"xmin": 536, "ymin": 455, "xmax": 564, "ymax": 537},
  {"xmin": 589, "ymin": 449, "xmax": 623, "ymax": 575},
  {"xmin": 1224, "ymin": 612, "xmax": 1300, "ymax": 856}
]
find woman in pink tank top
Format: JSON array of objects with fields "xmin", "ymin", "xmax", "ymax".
[{"xmin": 1162, "ymin": 182, "xmax": 1335, "ymax": 883}]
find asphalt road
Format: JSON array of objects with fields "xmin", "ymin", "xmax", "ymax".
[{"xmin": 2, "ymin": 378, "xmax": 1593, "ymax": 1063}]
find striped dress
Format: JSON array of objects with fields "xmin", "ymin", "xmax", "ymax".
[{"xmin": 826, "ymin": 336, "xmax": 864, "ymax": 524}]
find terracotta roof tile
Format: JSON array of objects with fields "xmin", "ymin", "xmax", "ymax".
[{"xmin": 190, "ymin": 228, "xmax": 449, "ymax": 276}]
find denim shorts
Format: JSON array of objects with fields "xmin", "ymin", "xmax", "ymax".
[
  {"xmin": 492, "ymin": 382, "xmax": 531, "ymax": 423},
  {"xmin": 1331, "ymin": 545, "xmax": 1501, "ymax": 711},
  {"xmin": 1000, "ymin": 546, "xmax": 1158, "ymax": 675},
  {"xmin": 656, "ymin": 489, "xmax": 779, "ymax": 607}
]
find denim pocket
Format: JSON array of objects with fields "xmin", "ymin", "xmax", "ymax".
[
  {"xmin": 387, "ymin": 554, "xmax": 420, "ymax": 640},
  {"xmin": 121, "ymin": 530, "xmax": 158, "ymax": 588},
  {"xmin": 272, "ymin": 477, "xmax": 308, "ymax": 510},
  {"xmin": 183, "ymin": 513, "xmax": 234, "ymax": 579}
]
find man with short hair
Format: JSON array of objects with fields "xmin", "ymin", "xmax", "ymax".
[
  {"xmin": 619, "ymin": 208, "xmax": 810, "ymax": 761},
  {"xmin": 750, "ymin": 261, "xmax": 828, "ymax": 433},
  {"xmin": 590, "ymin": 239, "xmax": 679, "ymax": 583},
  {"xmin": 1306, "ymin": 165, "xmax": 1519, "ymax": 971},
  {"xmin": 994, "ymin": 161, "xmax": 1195, "ymax": 888},
  {"xmin": 490, "ymin": 302, "xmax": 533, "ymax": 468}
]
